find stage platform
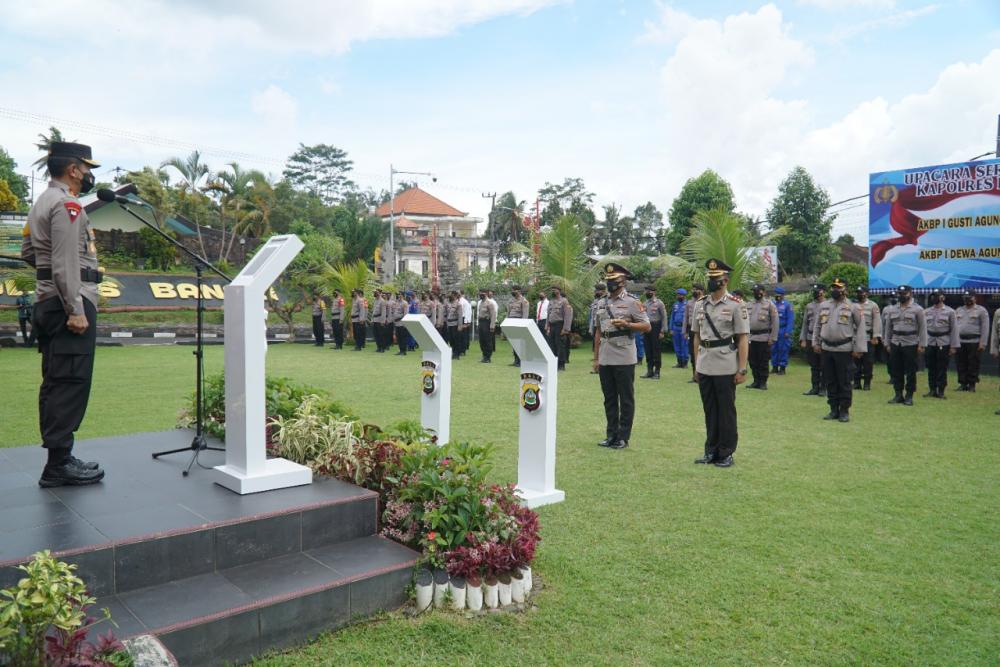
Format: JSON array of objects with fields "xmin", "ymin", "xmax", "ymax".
[{"xmin": 0, "ymin": 430, "xmax": 418, "ymax": 666}]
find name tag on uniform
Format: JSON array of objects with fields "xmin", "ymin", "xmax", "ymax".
[
  {"xmin": 720, "ymin": 309, "xmax": 731, "ymax": 317},
  {"xmin": 838, "ymin": 312, "xmax": 850, "ymax": 324},
  {"xmin": 904, "ymin": 316, "xmax": 914, "ymax": 325},
  {"xmin": 820, "ymin": 312, "xmax": 829, "ymax": 323},
  {"xmin": 758, "ymin": 312, "xmax": 768, "ymax": 321}
]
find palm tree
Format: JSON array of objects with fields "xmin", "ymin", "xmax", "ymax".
[
  {"xmin": 32, "ymin": 127, "xmax": 68, "ymax": 176},
  {"xmin": 539, "ymin": 214, "xmax": 603, "ymax": 328},
  {"xmin": 161, "ymin": 151, "xmax": 212, "ymax": 257},
  {"xmin": 206, "ymin": 162, "xmax": 269, "ymax": 263},
  {"xmin": 311, "ymin": 260, "xmax": 374, "ymax": 342}
]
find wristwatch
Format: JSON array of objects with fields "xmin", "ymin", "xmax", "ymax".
[{"xmin": 737, "ymin": 368, "xmax": 747, "ymax": 375}]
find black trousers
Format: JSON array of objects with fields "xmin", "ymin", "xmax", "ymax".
[
  {"xmin": 352, "ymin": 322, "xmax": 365, "ymax": 349},
  {"xmin": 437, "ymin": 325, "xmax": 449, "ymax": 346},
  {"xmin": 805, "ymin": 345, "xmax": 824, "ymax": 388},
  {"xmin": 312, "ymin": 314, "xmax": 325, "ymax": 345},
  {"xmin": 748, "ymin": 340, "xmax": 770, "ymax": 385},
  {"xmin": 478, "ymin": 319, "xmax": 494, "ymax": 359},
  {"xmin": 599, "ymin": 364, "xmax": 636, "ymax": 442},
  {"xmin": 854, "ymin": 346, "xmax": 874, "ymax": 382},
  {"xmin": 697, "ymin": 372, "xmax": 738, "ymax": 459},
  {"xmin": 644, "ymin": 321, "xmax": 662, "ymax": 372},
  {"xmin": 884, "ymin": 343, "xmax": 895, "ymax": 380},
  {"xmin": 34, "ymin": 298, "xmax": 97, "ymax": 452},
  {"xmin": 448, "ymin": 325, "xmax": 460, "ymax": 356},
  {"xmin": 924, "ymin": 345, "xmax": 950, "ymax": 391},
  {"xmin": 330, "ymin": 318, "xmax": 343, "ymax": 348},
  {"xmin": 546, "ymin": 324, "xmax": 565, "ymax": 368},
  {"xmin": 822, "ymin": 350, "xmax": 855, "ymax": 411},
  {"xmin": 688, "ymin": 333, "xmax": 697, "ymax": 374},
  {"xmin": 394, "ymin": 325, "xmax": 406, "ymax": 353},
  {"xmin": 955, "ymin": 342, "xmax": 982, "ymax": 385},
  {"xmin": 890, "ymin": 344, "xmax": 918, "ymax": 394},
  {"xmin": 19, "ymin": 317, "xmax": 35, "ymax": 346}
]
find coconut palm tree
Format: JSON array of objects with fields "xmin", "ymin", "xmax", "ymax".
[
  {"xmin": 311, "ymin": 260, "xmax": 375, "ymax": 342},
  {"xmin": 539, "ymin": 214, "xmax": 603, "ymax": 328},
  {"xmin": 205, "ymin": 162, "xmax": 269, "ymax": 263},
  {"xmin": 32, "ymin": 127, "xmax": 68, "ymax": 176},
  {"xmin": 161, "ymin": 150, "xmax": 212, "ymax": 257}
]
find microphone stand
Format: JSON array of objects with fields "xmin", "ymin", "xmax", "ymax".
[{"xmin": 113, "ymin": 202, "xmax": 232, "ymax": 477}]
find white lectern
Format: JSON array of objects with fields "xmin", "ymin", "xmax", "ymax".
[
  {"xmin": 499, "ymin": 318, "xmax": 565, "ymax": 508},
  {"xmin": 213, "ymin": 235, "xmax": 313, "ymax": 494},
  {"xmin": 401, "ymin": 314, "xmax": 451, "ymax": 445}
]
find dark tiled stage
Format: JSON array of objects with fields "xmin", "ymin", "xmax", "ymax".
[{"xmin": 0, "ymin": 430, "xmax": 418, "ymax": 666}]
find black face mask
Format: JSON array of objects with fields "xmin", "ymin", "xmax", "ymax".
[
  {"xmin": 753, "ymin": 291, "xmax": 764, "ymax": 300},
  {"xmin": 606, "ymin": 281, "xmax": 620, "ymax": 293},
  {"xmin": 645, "ymin": 292, "xmax": 653, "ymax": 298},
  {"xmin": 935, "ymin": 295, "xmax": 945, "ymax": 304},
  {"xmin": 707, "ymin": 278, "xmax": 723, "ymax": 293},
  {"xmin": 79, "ymin": 170, "xmax": 95, "ymax": 194},
  {"xmin": 900, "ymin": 295, "xmax": 912, "ymax": 303},
  {"xmin": 676, "ymin": 297, "xmax": 684, "ymax": 302},
  {"xmin": 889, "ymin": 297, "xmax": 898, "ymax": 305},
  {"xmin": 963, "ymin": 297, "xmax": 974, "ymax": 305},
  {"xmin": 831, "ymin": 289, "xmax": 845, "ymax": 301},
  {"xmin": 813, "ymin": 291, "xmax": 822, "ymax": 299},
  {"xmin": 775, "ymin": 295, "xmax": 783, "ymax": 302}
]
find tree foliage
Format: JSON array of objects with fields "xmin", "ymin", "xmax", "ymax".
[
  {"xmin": 283, "ymin": 143, "xmax": 355, "ymax": 205},
  {"xmin": 0, "ymin": 146, "xmax": 29, "ymax": 209},
  {"xmin": 32, "ymin": 126, "xmax": 68, "ymax": 176},
  {"xmin": 768, "ymin": 166, "xmax": 837, "ymax": 275},
  {"xmin": 670, "ymin": 207, "xmax": 772, "ymax": 292},
  {"xmin": 666, "ymin": 170, "xmax": 735, "ymax": 254},
  {"xmin": 0, "ymin": 180, "xmax": 20, "ymax": 212},
  {"xmin": 539, "ymin": 214, "xmax": 602, "ymax": 328},
  {"xmin": 819, "ymin": 262, "xmax": 868, "ymax": 294}
]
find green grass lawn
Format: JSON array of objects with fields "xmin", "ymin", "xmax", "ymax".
[{"xmin": 1, "ymin": 342, "xmax": 998, "ymax": 665}]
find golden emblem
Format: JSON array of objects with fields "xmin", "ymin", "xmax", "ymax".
[
  {"xmin": 708, "ymin": 259, "xmax": 718, "ymax": 270},
  {"xmin": 872, "ymin": 181, "xmax": 898, "ymax": 204}
]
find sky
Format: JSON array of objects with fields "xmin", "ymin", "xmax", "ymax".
[{"xmin": 1, "ymin": 0, "xmax": 998, "ymax": 244}]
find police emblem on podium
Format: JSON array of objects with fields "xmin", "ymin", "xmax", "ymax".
[
  {"xmin": 520, "ymin": 372, "xmax": 542, "ymax": 412},
  {"xmin": 421, "ymin": 360, "xmax": 438, "ymax": 396}
]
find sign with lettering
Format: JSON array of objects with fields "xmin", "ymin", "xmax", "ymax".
[{"xmin": 869, "ymin": 158, "xmax": 1000, "ymax": 293}]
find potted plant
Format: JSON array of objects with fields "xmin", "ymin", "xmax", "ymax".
[
  {"xmin": 498, "ymin": 572, "xmax": 512, "ymax": 606},
  {"xmin": 414, "ymin": 568, "xmax": 433, "ymax": 612},
  {"xmin": 432, "ymin": 567, "xmax": 449, "ymax": 609},
  {"xmin": 510, "ymin": 568, "xmax": 525, "ymax": 604},
  {"xmin": 466, "ymin": 573, "xmax": 483, "ymax": 612},
  {"xmin": 483, "ymin": 574, "xmax": 499, "ymax": 609},
  {"xmin": 449, "ymin": 575, "xmax": 466, "ymax": 611}
]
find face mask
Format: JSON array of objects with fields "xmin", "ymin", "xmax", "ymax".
[
  {"xmin": 676, "ymin": 297, "xmax": 684, "ymax": 302},
  {"xmin": 964, "ymin": 297, "xmax": 974, "ymax": 305},
  {"xmin": 707, "ymin": 278, "xmax": 722, "ymax": 293},
  {"xmin": 901, "ymin": 295, "xmax": 911, "ymax": 303},
  {"xmin": 936, "ymin": 295, "xmax": 945, "ymax": 304},
  {"xmin": 753, "ymin": 291, "xmax": 764, "ymax": 300},
  {"xmin": 889, "ymin": 297, "xmax": 898, "ymax": 305},
  {"xmin": 813, "ymin": 291, "xmax": 821, "ymax": 299},
  {"xmin": 831, "ymin": 289, "xmax": 845, "ymax": 301},
  {"xmin": 775, "ymin": 295, "xmax": 783, "ymax": 302},
  {"xmin": 79, "ymin": 170, "xmax": 95, "ymax": 194},
  {"xmin": 645, "ymin": 292, "xmax": 653, "ymax": 298}
]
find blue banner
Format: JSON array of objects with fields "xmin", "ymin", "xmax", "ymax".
[{"xmin": 869, "ymin": 158, "xmax": 1000, "ymax": 293}]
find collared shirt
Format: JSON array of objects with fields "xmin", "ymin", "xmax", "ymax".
[
  {"xmin": 799, "ymin": 299, "xmax": 824, "ymax": 344},
  {"xmin": 419, "ymin": 299, "xmax": 434, "ymax": 318},
  {"xmin": 507, "ymin": 295, "xmax": 529, "ymax": 319},
  {"xmin": 595, "ymin": 292, "xmax": 649, "ymax": 366},
  {"xmin": 747, "ymin": 298, "xmax": 779, "ymax": 343},
  {"xmin": 855, "ymin": 299, "xmax": 882, "ymax": 339},
  {"xmin": 393, "ymin": 299, "xmax": 409, "ymax": 325},
  {"xmin": 536, "ymin": 297, "xmax": 549, "ymax": 321},
  {"xmin": 23, "ymin": 180, "xmax": 99, "ymax": 316},
  {"xmin": 371, "ymin": 297, "xmax": 384, "ymax": 322},
  {"xmin": 991, "ymin": 310, "xmax": 1000, "ymax": 356},
  {"xmin": 547, "ymin": 296, "xmax": 567, "ymax": 324},
  {"xmin": 885, "ymin": 301, "xmax": 927, "ymax": 347},
  {"xmin": 446, "ymin": 301, "xmax": 461, "ymax": 326},
  {"xmin": 683, "ymin": 299, "xmax": 696, "ymax": 337},
  {"xmin": 350, "ymin": 296, "xmax": 367, "ymax": 322},
  {"xmin": 774, "ymin": 299, "xmax": 794, "ymax": 336},
  {"xmin": 312, "ymin": 300, "xmax": 324, "ymax": 317},
  {"xmin": 924, "ymin": 304, "xmax": 959, "ymax": 348},
  {"xmin": 668, "ymin": 299, "xmax": 684, "ymax": 330},
  {"xmin": 693, "ymin": 293, "xmax": 750, "ymax": 375},
  {"xmin": 955, "ymin": 304, "xmax": 989, "ymax": 342},
  {"xmin": 477, "ymin": 298, "xmax": 497, "ymax": 329},
  {"xmin": 329, "ymin": 296, "xmax": 344, "ymax": 318},
  {"xmin": 645, "ymin": 297, "xmax": 666, "ymax": 324},
  {"xmin": 812, "ymin": 299, "xmax": 867, "ymax": 353},
  {"xmin": 460, "ymin": 297, "xmax": 472, "ymax": 325}
]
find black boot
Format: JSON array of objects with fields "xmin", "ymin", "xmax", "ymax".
[
  {"xmin": 923, "ymin": 389, "xmax": 936, "ymax": 398},
  {"xmin": 39, "ymin": 460, "xmax": 105, "ymax": 488},
  {"xmin": 862, "ymin": 380, "xmax": 871, "ymax": 391},
  {"xmin": 818, "ymin": 388, "xmax": 827, "ymax": 397},
  {"xmin": 759, "ymin": 381, "xmax": 768, "ymax": 391},
  {"xmin": 956, "ymin": 384, "xmax": 968, "ymax": 392},
  {"xmin": 823, "ymin": 407, "xmax": 840, "ymax": 420},
  {"xmin": 653, "ymin": 370, "xmax": 660, "ymax": 379},
  {"xmin": 903, "ymin": 392, "xmax": 914, "ymax": 406},
  {"xmin": 641, "ymin": 370, "xmax": 654, "ymax": 379},
  {"xmin": 936, "ymin": 388, "xmax": 946, "ymax": 399},
  {"xmin": 888, "ymin": 392, "xmax": 904, "ymax": 404},
  {"xmin": 803, "ymin": 385, "xmax": 820, "ymax": 396},
  {"xmin": 838, "ymin": 408, "xmax": 850, "ymax": 423},
  {"xmin": 969, "ymin": 383, "xmax": 976, "ymax": 393},
  {"xmin": 853, "ymin": 379, "xmax": 862, "ymax": 389}
]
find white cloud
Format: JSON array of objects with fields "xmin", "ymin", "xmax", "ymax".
[
  {"xmin": 796, "ymin": 0, "xmax": 896, "ymax": 9},
  {"xmin": 251, "ymin": 85, "xmax": 298, "ymax": 124},
  {"xmin": 827, "ymin": 4, "xmax": 941, "ymax": 42}
]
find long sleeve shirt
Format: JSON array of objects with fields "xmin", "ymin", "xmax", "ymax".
[{"xmin": 775, "ymin": 299, "xmax": 794, "ymax": 337}]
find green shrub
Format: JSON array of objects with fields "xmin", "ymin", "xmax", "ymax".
[{"xmin": 819, "ymin": 262, "xmax": 868, "ymax": 294}]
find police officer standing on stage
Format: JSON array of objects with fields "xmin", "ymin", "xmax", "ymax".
[
  {"xmin": 329, "ymin": 289, "xmax": 345, "ymax": 349},
  {"xmin": 923, "ymin": 288, "xmax": 958, "ymax": 399},
  {"xmin": 851, "ymin": 286, "xmax": 880, "ymax": 390},
  {"xmin": 800, "ymin": 284, "xmax": 827, "ymax": 396},
  {"xmin": 21, "ymin": 142, "xmax": 105, "ymax": 487},
  {"xmin": 641, "ymin": 286, "xmax": 666, "ymax": 379},
  {"xmin": 593, "ymin": 263, "xmax": 650, "ymax": 450},
  {"xmin": 885, "ymin": 284, "xmax": 926, "ymax": 405},
  {"xmin": 746, "ymin": 283, "xmax": 778, "ymax": 390},
  {"xmin": 955, "ymin": 288, "xmax": 989, "ymax": 392},
  {"xmin": 812, "ymin": 278, "xmax": 867, "ymax": 422},
  {"xmin": 692, "ymin": 259, "xmax": 749, "ymax": 468},
  {"xmin": 770, "ymin": 287, "xmax": 794, "ymax": 375}
]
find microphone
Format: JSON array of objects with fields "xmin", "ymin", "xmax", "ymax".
[{"xmin": 96, "ymin": 188, "xmax": 149, "ymax": 207}]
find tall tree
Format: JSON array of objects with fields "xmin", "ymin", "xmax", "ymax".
[
  {"xmin": 32, "ymin": 126, "xmax": 68, "ymax": 176},
  {"xmin": 0, "ymin": 180, "xmax": 20, "ymax": 212},
  {"xmin": 768, "ymin": 166, "xmax": 837, "ymax": 275},
  {"xmin": 282, "ymin": 143, "xmax": 355, "ymax": 205},
  {"xmin": 0, "ymin": 146, "xmax": 29, "ymax": 209},
  {"xmin": 632, "ymin": 202, "xmax": 665, "ymax": 255},
  {"xmin": 537, "ymin": 178, "xmax": 596, "ymax": 245},
  {"xmin": 666, "ymin": 169, "xmax": 735, "ymax": 253},
  {"xmin": 332, "ymin": 207, "xmax": 387, "ymax": 265},
  {"xmin": 206, "ymin": 163, "xmax": 270, "ymax": 262},
  {"xmin": 539, "ymin": 214, "xmax": 602, "ymax": 328},
  {"xmin": 161, "ymin": 150, "xmax": 213, "ymax": 257},
  {"xmin": 125, "ymin": 167, "xmax": 174, "ymax": 230},
  {"xmin": 484, "ymin": 191, "xmax": 528, "ymax": 262}
]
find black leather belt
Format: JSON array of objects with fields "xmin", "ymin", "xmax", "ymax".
[
  {"xmin": 750, "ymin": 329, "xmax": 769, "ymax": 334},
  {"xmin": 703, "ymin": 337, "xmax": 734, "ymax": 348},
  {"xmin": 959, "ymin": 335, "xmax": 980, "ymax": 341},
  {"xmin": 36, "ymin": 267, "xmax": 103, "ymax": 283},
  {"xmin": 823, "ymin": 337, "xmax": 853, "ymax": 346},
  {"xmin": 894, "ymin": 330, "xmax": 916, "ymax": 335},
  {"xmin": 928, "ymin": 330, "xmax": 950, "ymax": 336},
  {"xmin": 602, "ymin": 330, "xmax": 631, "ymax": 339}
]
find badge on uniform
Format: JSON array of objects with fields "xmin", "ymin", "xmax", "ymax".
[
  {"xmin": 64, "ymin": 202, "xmax": 82, "ymax": 223},
  {"xmin": 520, "ymin": 372, "xmax": 542, "ymax": 412},
  {"xmin": 421, "ymin": 360, "xmax": 437, "ymax": 396}
]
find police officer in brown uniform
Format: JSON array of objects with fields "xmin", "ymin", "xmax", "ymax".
[
  {"xmin": 851, "ymin": 286, "xmax": 881, "ymax": 390},
  {"xmin": 311, "ymin": 294, "xmax": 325, "ymax": 346},
  {"xmin": 812, "ymin": 278, "xmax": 867, "ymax": 422},
  {"xmin": 506, "ymin": 285, "xmax": 530, "ymax": 366},
  {"xmin": 350, "ymin": 289, "xmax": 367, "ymax": 350},
  {"xmin": 683, "ymin": 284, "xmax": 704, "ymax": 383},
  {"xmin": 923, "ymin": 288, "xmax": 959, "ymax": 398},
  {"xmin": 746, "ymin": 283, "xmax": 778, "ymax": 390},
  {"xmin": 990, "ymin": 309, "xmax": 1000, "ymax": 415},
  {"xmin": 477, "ymin": 290, "xmax": 497, "ymax": 362},
  {"xmin": 641, "ymin": 287, "xmax": 666, "ymax": 379},
  {"xmin": 21, "ymin": 142, "xmax": 105, "ymax": 487},
  {"xmin": 393, "ymin": 291, "xmax": 409, "ymax": 355},
  {"xmin": 955, "ymin": 288, "xmax": 989, "ymax": 392},
  {"xmin": 370, "ymin": 289, "xmax": 385, "ymax": 351},
  {"xmin": 885, "ymin": 284, "xmax": 926, "ymax": 405},
  {"xmin": 329, "ymin": 289, "xmax": 345, "ymax": 349},
  {"xmin": 593, "ymin": 263, "xmax": 650, "ymax": 450},
  {"xmin": 800, "ymin": 284, "xmax": 827, "ymax": 396},
  {"xmin": 546, "ymin": 286, "xmax": 570, "ymax": 371},
  {"xmin": 691, "ymin": 259, "xmax": 749, "ymax": 467}
]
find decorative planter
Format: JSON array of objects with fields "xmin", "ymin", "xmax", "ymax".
[
  {"xmin": 432, "ymin": 568, "xmax": 449, "ymax": 609},
  {"xmin": 466, "ymin": 576, "xmax": 483, "ymax": 611},
  {"xmin": 510, "ymin": 570, "xmax": 525, "ymax": 604},
  {"xmin": 449, "ymin": 576, "xmax": 467, "ymax": 611},
  {"xmin": 484, "ymin": 576, "xmax": 499, "ymax": 609},
  {"xmin": 498, "ymin": 572, "xmax": 512, "ymax": 606},
  {"xmin": 519, "ymin": 566, "xmax": 533, "ymax": 598},
  {"xmin": 415, "ymin": 569, "xmax": 434, "ymax": 612}
]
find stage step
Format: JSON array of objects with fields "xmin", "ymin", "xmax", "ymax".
[{"xmin": 0, "ymin": 431, "xmax": 420, "ymax": 666}]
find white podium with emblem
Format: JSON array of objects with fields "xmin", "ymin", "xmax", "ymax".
[
  {"xmin": 213, "ymin": 234, "xmax": 313, "ymax": 494},
  {"xmin": 499, "ymin": 318, "xmax": 564, "ymax": 508},
  {"xmin": 401, "ymin": 314, "xmax": 451, "ymax": 445}
]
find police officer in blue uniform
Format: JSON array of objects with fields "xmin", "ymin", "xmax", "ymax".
[
  {"xmin": 670, "ymin": 288, "xmax": 689, "ymax": 368},
  {"xmin": 770, "ymin": 286, "xmax": 793, "ymax": 374}
]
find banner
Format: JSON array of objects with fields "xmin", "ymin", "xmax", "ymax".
[
  {"xmin": 869, "ymin": 158, "xmax": 1000, "ymax": 292},
  {"xmin": 746, "ymin": 246, "xmax": 779, "ymax": 284},
  {"xmin": 0, "ymin": 272, "xmax": 235, "ymax": 308}
]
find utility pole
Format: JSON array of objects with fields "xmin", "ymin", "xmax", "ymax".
[{"xmin": 482, "ymin": 192, "xmax": 496, "ymax": 271}]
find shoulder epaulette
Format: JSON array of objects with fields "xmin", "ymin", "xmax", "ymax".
[{"xmin": 728, "ymin": 293, "xmax": 743, "ymax": 303}]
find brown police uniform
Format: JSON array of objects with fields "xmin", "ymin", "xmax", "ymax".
[
  {"xmin": 329, "ymin": 294, "xmax": 344, "ymax": 348},
  {"xmin": 746, "ymin": 294, "xmax": 778, "ymax": 389},
  {"xmin": 812, "ymin": 286, "xmax": 867, "ymax": 420},
  {"xmin": 477, "ymin": 297, "xmax": 497, "ymax": 361},
  {"xmin": 507, "ymin": 293, "xmax": 530, "ymax": 365},
  {"xmin": 955, "ymin": 294, "xmax": 989, "ymax": 390}
]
